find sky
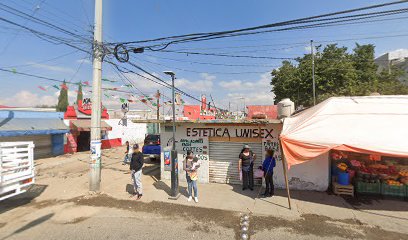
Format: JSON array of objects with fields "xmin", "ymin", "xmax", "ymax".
[{"xmin": 1, "ymin": 0, "xmax": 408, "ymax": 112}]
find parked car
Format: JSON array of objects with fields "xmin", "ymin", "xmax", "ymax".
[{"xmin": 142, "ymin": 134, "xmax": 161, "ymax": 161}]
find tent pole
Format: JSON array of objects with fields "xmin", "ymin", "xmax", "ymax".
[{"xmin": 279, "ymin": 138, "xmax": 292, "ymax": 210}]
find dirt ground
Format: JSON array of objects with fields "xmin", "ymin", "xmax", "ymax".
[{"xmin": 1, "ymin": 146, "xmax": 407, "ymax": 240}]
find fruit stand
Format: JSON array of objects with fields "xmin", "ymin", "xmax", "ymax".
[{"xmin": 331, "ymin": 150, "xmax": 408, "ymax": 199}]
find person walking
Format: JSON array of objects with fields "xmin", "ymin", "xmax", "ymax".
[
  {"xmin": 262, "ymin": 149, "xmax": 276, "ymax": 197},
  {"xmin": 183, "ymin": 150, "xmax": 200, "ymax": 203},
  {"xmin": 238, "ymin": 145, "xmax": 256, "ymax": 191},
  {"xmin": 123, "ymin": 141, "xmax": 130, "ymax": 165},
  {"xmin": 130, "ymin": 144, "xmax": 144, "ymax": 200}
]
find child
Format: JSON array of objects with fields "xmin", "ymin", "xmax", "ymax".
[{"xmin": 190, "ymin": 157, "xmax": 201, "ymax": 171}]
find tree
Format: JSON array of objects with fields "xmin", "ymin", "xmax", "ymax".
[
  {"xmin": 77, "ymin": 82, "xmax": 83, "ymax": 103},
  {"xmin": 271, "ymin": 43, "xmax": 407, "ymax": 107},
  {"xmin": 56, "ymin": 81, "xmax": 69, "ymax": 112}
]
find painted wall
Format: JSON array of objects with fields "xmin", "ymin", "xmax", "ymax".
[
  {"xmin": 105, "ymin": 119, "xmax": 147, "ymax": 144},
  {"xmin": 159, "ymin": 122, "xmax": 329, "ymax": 191},
  {"xmin": 160, "ymin": 123, "xmax": 210, "ymax": 183}
]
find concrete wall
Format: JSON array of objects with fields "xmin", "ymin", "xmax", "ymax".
[
  {"xmin": 105, "ymin": 119, "xmax": 147, "ymax": 145},
  {"xmin": 159, "ymin": 122, "xmax": 329, "ymax": 191}
]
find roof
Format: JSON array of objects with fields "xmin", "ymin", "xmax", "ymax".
[
  {"xmin": 281, "ymin": 95, "xmax": 408, "ymax": 167},
  {"xmin": 132, "ymin": 118, "xmax": 281, "ymax": 124},
  {"xmin": 70, "ymin": 119, "xmax": 112, "ymax": 131},
  {"xmin": 246, "ymin": 105, "xmax": 278, "ymax": 119},
  {"xmin": 0, "ymin": 110, "xmax": 69, "ymax": 137}
]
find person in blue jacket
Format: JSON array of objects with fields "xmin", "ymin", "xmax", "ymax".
[{"xmin": 262, "ymin": 149, "xmax": 276, "ymax": 197}]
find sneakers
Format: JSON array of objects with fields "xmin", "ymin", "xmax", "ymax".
[
  {"xmin": 137, "ymin": 194, "xmax": 143, "ymax": 200},
  {"xmin": 187, "ymin": 196, "xmax": 192, "ymax": 202},
  {"xmin": 194, "ymin": 197, "xmax": 198, "ymax": 203}
]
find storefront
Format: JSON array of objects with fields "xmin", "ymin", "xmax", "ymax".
[
  {"xmin": 64, "ymin": 99, "xmax": 116, "ymax": 153},
  {"xmin": 155, "ymin": 119, "xmax": 330, "ymax": 191}
]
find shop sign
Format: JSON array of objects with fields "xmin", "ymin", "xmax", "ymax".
[
  {"xmin": 179, "ymin": 137, "xmax": 209, "ymax": 161},
  {"xmin": 83, "ymin": 98, "xmax": 92, "ymax": 110},
  {"xmin": 263, "ymin": 139, "xmax": 282, "ymax": 162},
  {"xmin": 186, "ymin": 127, "xmax": 274, "ymax": 138}
]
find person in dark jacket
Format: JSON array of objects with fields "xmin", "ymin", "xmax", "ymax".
[
  {"xmin": 130, "ymin": 144, "xmax": 144, "ymax": 200},
  {"xmin": 238, "ymin": 145, "xmax": 256, "ymax": 191},
  {"xmin": 262, "ymin": 149, "xmax": 276, "ymax": 197}
]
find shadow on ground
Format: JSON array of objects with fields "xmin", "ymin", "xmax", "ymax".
[{"xmin": 0, "ymin": 184, "xmax": 47, "ymax": 214}]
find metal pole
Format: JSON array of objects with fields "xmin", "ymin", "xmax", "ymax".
[
  {"xmin": 156, "ymin": 90, "xmax": 160, "ymax": 133},
  {"xmin": 89, "ymin": 0, "xmax": 103, "ymax": 192},
  {"xmin": 311, "ymin": 40, "xmax": 316, "ymax": 106},
  {"xmin": 170, "ymin": 74, "xmax": 179, "ymax": 198},
  {"xmin": 279, "ymin": 137, "xmax": 292, "ymax": 210},
  {"xmin": 171, "ymin": 76, "xmax": 176, "ymax": 151}
]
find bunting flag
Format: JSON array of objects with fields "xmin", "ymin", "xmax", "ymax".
[
  {"xmin": 11, "ymin": 68, "xmax": 17, "ymax": 74},
  {"xmin": 125, "ymin": 84, "xmax": 132, "ymax": 88},
  {"xmin": 141, "ymin": 99, "xmax": 147, "ymax": 103},
  {"xmin": 120, "ymin": 98, "xmax": 126, "ymax": 103},
  {"xmin": 83, "ymin": 81, "xmax": 90, "ymax": 86},
  {"xmin": 38, "ymin": 86, "xmax": 47, "ymax": 91},
  {"xmin": 128, "ymin": 99, "xmax": 134, "ymax": 102},
  {"xmin": 112, "ymin": 95, "xmax": 119, "ymax": 99},
  {"xmin": 52, "ymin": 85, "xmax": 60, "ymax": 90},
  {"xmin": 104, "ymin": 94, "xmax": 110, "ymax": 98},
  {"xmin": 102, "ymin": 78, "xmax": 117, "ymax": 83},
  {"xmin": 147, "ymin": 97, "xmax": 154, "ymax": 101},
  {"xmin": 154, "ymin": 92, "xmax": 161, "ymax": 99},
  {"xmin": 152, "ymin": 103, "xmax": 157, "ymax": 107}
]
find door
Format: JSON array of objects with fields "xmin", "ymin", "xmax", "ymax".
[{"xmin": 209, "ymin": 141, "xmax": 263, "ymax": 184}]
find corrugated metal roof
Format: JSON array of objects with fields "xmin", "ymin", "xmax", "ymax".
[{"xmin": 0, "ymin": 118, "xmax": 69, "ymax": 137}]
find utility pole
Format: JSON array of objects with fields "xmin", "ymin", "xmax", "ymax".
[
  {"xmin": 164, "ymin": 71, "xmax": 179, "ymax": 199},
  {"xmin": 156, "ymin": 90, "xmax": 160, "ymax": 133},
  {"xmin": 89, "ymin": 0, "xmax": 103, "ymax": 192},
  {"xmin": 228, "ymin": 101, "xmax": 231, "ymax": 112},
  {"xmin": 311, "ymin": 40, "xmax": 316, "ymax": 106}
]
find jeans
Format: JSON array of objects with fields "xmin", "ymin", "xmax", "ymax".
[
  {"xmin": 186, "ymin": 173, "xmax": 198, "ymax": 197},
  {"xmin": 131, "ymin": 169, "xmax": 143, "ymax": 195},
  {"xmin": 264, "ymin": 173, "xmax": 274, "ymax": 195},
  {"xmin": 242, "ymin": 165, "xmax": 254, "ymax": 189},
  {"xmin": 123, "ymin": 154, "xmax": 129, "ymax": 164}
]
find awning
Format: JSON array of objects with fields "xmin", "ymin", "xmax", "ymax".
[
  {"xmin": 0, "ymin": 118, "xmax": 69, "ymax": 137},
  {"xmin": 280, "ymin": 95, "xmax": 408, "ymax": 168},
  {"xmin": 71, "ymin": 119, "xmax": 112, "ymax": 131}
]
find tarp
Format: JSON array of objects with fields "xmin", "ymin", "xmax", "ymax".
[{"xmin": 280, "ymin": 95, "xmax": 408, "ymax": 167}]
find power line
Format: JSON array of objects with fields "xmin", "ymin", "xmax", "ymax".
[{"xmin": 114, "ymin": 1, "xmax": 408, "ymax": 47}]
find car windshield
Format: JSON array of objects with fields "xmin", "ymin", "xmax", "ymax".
[{"xmin": 145, "ymin": 135, "xmax": 160, "ymax": 141}]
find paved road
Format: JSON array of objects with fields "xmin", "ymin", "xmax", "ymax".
[{"xmin": 1, "ymin": 147, "xmax": 407, "ymax": 240}]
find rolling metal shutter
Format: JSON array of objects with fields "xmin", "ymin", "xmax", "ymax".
[
  {"xmin": 0, "ymin": 135, "xmax": 52, "ymax": 159},
  {"xmin": 209, "ymin": 141, "xmax": 263, "ymax": 184}
]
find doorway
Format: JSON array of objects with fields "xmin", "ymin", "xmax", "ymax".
[{"xmin": 77, "ymin": 131, "xmax": 91, "ymax": 152}]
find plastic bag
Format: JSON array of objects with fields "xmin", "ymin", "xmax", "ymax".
[{"xmin": 254, "ymin": 168, "xmax": 264, "ymax": 178}]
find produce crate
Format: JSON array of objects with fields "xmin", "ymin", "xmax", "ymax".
[
  {"xmin": 381, "ymin": 183, "xmax": 406, "ymax": 198},
  {"xmin": 333, "ymin": 182, "xmax": 354, "ymax": 197},
  {"xmin": 355, "ymin": 181, "xmax": 381, "ymax": 195}
]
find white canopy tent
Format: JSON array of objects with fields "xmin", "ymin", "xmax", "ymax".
[{"xmin": 278, "ymin": 95, "xmax": 408, "ymax": 209}]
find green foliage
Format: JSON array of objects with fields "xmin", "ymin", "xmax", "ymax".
[
  {"xmin": 56, "ymin": 81, "xmax": 69, "ymax": 112},
  {"xmin": 77, "ymin": 83, "xmax": 83, "ymax": 103},
  {"xmin": 271, "ymin": 43, "xmax": 408, "ymax": 107}
]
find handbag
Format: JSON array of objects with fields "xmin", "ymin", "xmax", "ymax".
[{"xmin": 254, "ymin": 168, "xmax": 264, "ymax": 178}]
